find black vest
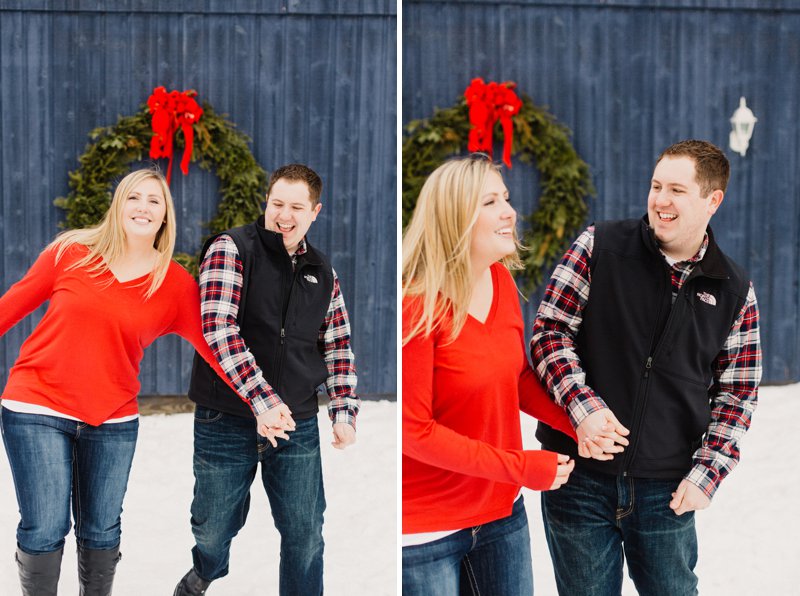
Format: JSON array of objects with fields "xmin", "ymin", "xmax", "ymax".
[
  {"xmin": 188, "ymin": 217, "xmax": 334, "ymax": 420},
  {"xmin": 537, "ymin": 217, "xmax": 750, "ymax": 479}
]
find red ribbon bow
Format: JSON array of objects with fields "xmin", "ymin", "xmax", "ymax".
[
  {"xmin": 464, "ymin": 78, "xmax": 522, "ymax": 168},
  {"xmin": 147, "ymin": 86, "xmax": 204, "ymax": 184}
]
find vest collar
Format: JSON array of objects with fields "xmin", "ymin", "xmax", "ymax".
[
  {"xmin": 639, "ymin": 215, "xmax": 729, "ymax": 279},
  {"xmin": 254, "ymin": 215, "xmax": 323, "ymax": 266}
]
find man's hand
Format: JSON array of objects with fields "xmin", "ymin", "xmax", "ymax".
[
  {"xmin": 576, "ymin": 408, "xmax": 630, "ymax": 460},
  {"xmin": 256, "ymin": 404, "xmax": 296, "ymax": 448},
  {"xmin": 669, "ymin": 479, "xmax": 711, "ymax": 516},
  {"xmin": 548, "ymin": 454, "xmax": 575, "ymax": 490},
  {"xmin": 331, "ymin": 423, "xmax": 356, "ymax": 450}
]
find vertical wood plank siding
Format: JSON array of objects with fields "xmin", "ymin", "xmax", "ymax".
[
  {"xmin": 0, "ymin": 1, "xmax": 397, "ymax": 397},
  {"xmin": 403, "ymin": 0, "xmax": 800, "ymax": 383}
]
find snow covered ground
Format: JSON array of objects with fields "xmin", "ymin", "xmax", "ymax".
[
  {"xmin": 523, "ymin": 383, "xmax": 800, "ymax": 595},
  {"xmin": 0, "ymin": 384, "xmax": 797, "ymax": 595},
  {"xmin": 0, "ymin": 400, "xmax": 397, "ymax": 595}
]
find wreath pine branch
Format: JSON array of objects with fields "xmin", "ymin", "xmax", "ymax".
[
  {"xmin": 54, "ymin": 103, "xmax": 267, "ymax": 277},
  {"xmin": 402, "ymin": 93, "xmax": 594, "ymax": 292}
]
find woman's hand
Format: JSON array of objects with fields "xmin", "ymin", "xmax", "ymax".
[{"xmin": 548, "ymin": 454, "xmax": 575, "ymax": 490}]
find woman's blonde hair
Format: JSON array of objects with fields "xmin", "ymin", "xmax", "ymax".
[
  {"xmin": 49, "ymin": 168, "xmax": 176, "ymax": 299},
  {"xmin": 402, "ymin": 155, "xmax": 521, "ymax": 345}
]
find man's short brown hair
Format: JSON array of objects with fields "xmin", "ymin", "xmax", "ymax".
[
  {"xmin": 657, "ymin": 140, "xmax": 730, "ymax": 196},
  {"xmin": 267, "ymin": 164, "xmax": 323, "ymax": 206}
]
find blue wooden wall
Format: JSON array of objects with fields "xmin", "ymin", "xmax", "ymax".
[
  {"xmin": 403, "ymin": 0, "xmax": 800, "ymax": 384},
  {"xmin": 0, "ymin": 0, "xmax": 397, "ymax": 397}
]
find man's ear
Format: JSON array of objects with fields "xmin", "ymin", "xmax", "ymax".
[
  {"xmin": 707, "ymin": 189, "xmax": 724, "ymax": 215},
  {"xmin": 312, "ymin": 202, "xmax": 322, "ymax": 220}
]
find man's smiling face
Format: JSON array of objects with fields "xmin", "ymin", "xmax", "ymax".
[
  {"xmin": 264, "ymin": 178, "xmax": 322, "ymax": 254},
  {"xmin": 647, "ymin": 156, "xmax": 723, "ymax": 261}
]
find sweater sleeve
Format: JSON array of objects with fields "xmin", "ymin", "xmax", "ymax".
[
  {"xmin": 518, "ymin": 365, "xmax": 577, "ymax": 440},
  {"xmin": 402, "ymin": 299, "xmax": 558, "ymax": 491},
  {"xmin": 0, "ymin": 248, "xmax": 58, "ymax": 337}
]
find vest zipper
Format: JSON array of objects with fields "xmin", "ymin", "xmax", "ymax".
[
  {"xmin": 621, "ymin": 259, "xmax": 672, "ymax": 476},
  {"xmin": 621, "ymin": 356, "xmax": 654, "ymax": 477},
  {"xmin": 274, "ymin": 264, "xmax": 303, "ymax": 391},
  {"xmin": 621, "ymin": 264, "xmax": 710, "ymax": 476}
]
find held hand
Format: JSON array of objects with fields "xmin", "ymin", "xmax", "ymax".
[
  {"xmin": 331, "ymin": 423, "xmax": 356, "ymax": 450},
  {"xmin": 669, "ymin": 480, "xmax": 711, "ymax": 516},
  {"xmin": 576, "ymin": 408, "xmax": 630, "ymax": 461},
  {"xmin": 547, "ymin": 454, "xmax": 575, "ymax": 490},
  {"xmin": 256, "ymin": 404, "xmax": 296, "ymax": 448}
]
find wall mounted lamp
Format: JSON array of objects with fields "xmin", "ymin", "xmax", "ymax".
[{"xmin": 729, "ymin": 96, "xmax": 757, "ymax": 157}]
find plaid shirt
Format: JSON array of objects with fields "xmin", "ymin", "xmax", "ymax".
[
  {"xmin": 199, "ymin": 234, "xmax": 359, "ymax": 427},
  {"xmin": 531, "ymin": 225, "xmax": 762, "ymax": 498}
]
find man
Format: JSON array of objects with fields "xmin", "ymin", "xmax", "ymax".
[
  {"xmin": 531, "ymin": 140, "xmax": 761, "ymax": 595},
  {"xmin": 174, "ymin": 164, "xmax": 359, "ymax": 596}
]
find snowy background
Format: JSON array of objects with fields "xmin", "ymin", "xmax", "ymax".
[
  {"xmin": 0, "ymin": 385, "xmax": 797, "ymax": 595},
  {"xmin": 0, "ymin": 400, "xmax": 397, "ymax": 595},
  {"xmin": 523, "ymin": 383, "xmax": 800, "ymax": 595}
]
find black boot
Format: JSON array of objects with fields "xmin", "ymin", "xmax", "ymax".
[
  {"xmin": 174, "ymin": 568, "xmax": 212, "ymax": 596},
  {"xmin": 16, "ymin": 547, "xmax": 63, "ymax": 596},
  {"xmin": 77, "ymin": 545, "xmax": 121, "ymax": 596}
]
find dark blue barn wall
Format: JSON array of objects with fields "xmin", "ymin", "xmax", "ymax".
[
  {"xmin": 403, "ymin": 0, "xmax": 800, "ymax": 383},
  {"xmin": 0, "ymin": 1, "xmax": 397, "ymax": 396}
]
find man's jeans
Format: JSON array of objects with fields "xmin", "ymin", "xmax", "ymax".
[
  {"xmin": 542, "ymin": 465, "xmax": 698, "ymax": 596},
  {"xmin": 0, "ymin": 407, "xmax": 138, "ymax": 554},
  {"xmin": 402, "ymin": 497, "xmax": 534, "ymax": 596},
  {"xmin": 190, "ymin": 406, "xmax": 325, "ymax": 596}
]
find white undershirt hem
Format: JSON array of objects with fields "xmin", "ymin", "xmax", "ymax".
[
  {"xmin": 1, "ymin": 400, "xmax": 139, "ymax": 424},
  {"xmin": 402, "ymin": 493, "xmax": 523, "ymax": 547}
]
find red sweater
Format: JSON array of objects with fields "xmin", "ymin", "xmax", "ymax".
[
  {"xmin": 0, "ymin": 244, "xmax": 232, "ymax": 426},
  {"xmin": 402, "ymin": 263, "xmax": 577, "ymax": 533}
]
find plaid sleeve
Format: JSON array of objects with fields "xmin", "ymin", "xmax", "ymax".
[
  {"xmin": 318, "ymin": 269, "xmax": 360, "ymax": 428},
  {"xmin": 199, "ymin": 235, "xmax": 283, "ymax": 416},
  {"xmin": 530, "ymin": 227, "xmax": 608, "ymax": 428},
  {"xmin": 685, "ymin": 283, "xmax": 762, "ymax": 498}
]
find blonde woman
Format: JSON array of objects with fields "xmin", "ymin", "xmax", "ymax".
[
  {"xmin": 402, "ymin": 156, "xmax": 616, "ymax": 594},
  {"xmin": 0, "ymin": 169, "xmax": 237, "ymax": 596}
]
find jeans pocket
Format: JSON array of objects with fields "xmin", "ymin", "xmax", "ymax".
[{"xmin": 194, "ymin": 406, "xmax": 224, "ymax": 424}]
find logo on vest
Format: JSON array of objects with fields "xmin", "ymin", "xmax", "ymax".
[
  {"xmin": 304, "ymin": 274, "xmax": 318, "ymax": 284},
  {"xmin": 696, "ymin": 291, "xmax": 717, "ymax": 306}
]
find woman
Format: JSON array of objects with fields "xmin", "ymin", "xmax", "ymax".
[
  {"xmin": 0, "ymin": 169, "xmax": 243, "ymax": 595},
  {"xmin": 402, "ymin": 156, "xmax": 606, "ymax": 594}
]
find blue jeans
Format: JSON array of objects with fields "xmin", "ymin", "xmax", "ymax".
[
  {"xmin": 402, "ymin": 497, "xmax": 534, "ymax": 596},
  {"xmin": 0, "ymin": 407, "xmax": 138, "ymax": 554},
  {"xmin": 190, "ymin": 406, "xmax": 325, "ymax": 596},
  {"xmin": 542, "ymin": 465, "xmax": 698, "ymax": 596}
]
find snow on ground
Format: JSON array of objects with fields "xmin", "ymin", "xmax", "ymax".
[
  {"xmin": 0, "ymin": 400, "xmax": 397, "ymax": 595},
  {"xmin": 0, "ymin": 384, "xmax": 797, "ymax": 595},
  {"xmin": 523, "ymin": 383, "xmax": 800, "ymax": 596}
]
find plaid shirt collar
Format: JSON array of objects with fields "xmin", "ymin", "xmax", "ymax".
[
  {"xmin": 660, "ymin": 232, "xmax": 709, "ymax": 268},
  {"xmin": 289, "ymin": 237, "xmax": 308, "ymax": 269}
]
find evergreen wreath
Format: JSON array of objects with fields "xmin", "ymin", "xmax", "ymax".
[
  {"xmin": 54, "ymin": 96, "xmax": 267, "ymax": 277},
  {"xmin": 402, "ymin": 82, "xmax": 595, "ymax": 291}
]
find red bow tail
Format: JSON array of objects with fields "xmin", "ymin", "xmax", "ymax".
[
  {"xmin": 180, "ymin": 119, "xmax": 194, "ymax": 177},
  {"xmin": 467, "ymin": 102, "xmax": 490, "ymax": 154}
]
